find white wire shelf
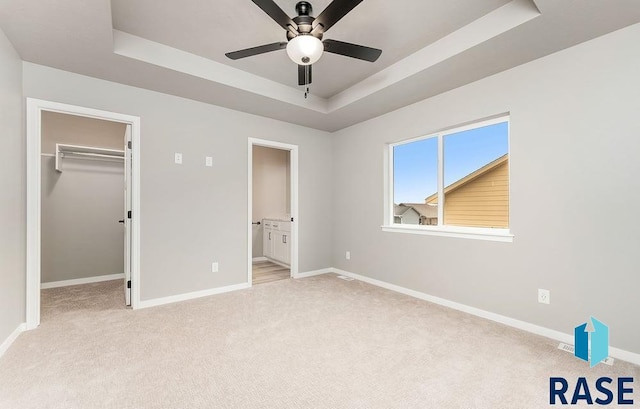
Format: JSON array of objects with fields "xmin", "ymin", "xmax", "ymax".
[{"xmin": 55, "ymin": 143, "xmax": 125, "ymax": 172}]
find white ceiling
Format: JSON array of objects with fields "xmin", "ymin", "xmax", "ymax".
[
  {"xmin": 1, "ymin": 0, "xmax": 640, "ymax": 131},
  {"xmin": 111, "ymin": 0, "xmax": 512, "ymax": 99}
]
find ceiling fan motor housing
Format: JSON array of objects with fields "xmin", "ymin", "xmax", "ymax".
[
  {"xmin": 287, "ymin": 1, "xmax": 323, "ymax": 40},
  {"xmin": 295, "ymin": 1, "xmax": 312, "ymax": 16}
]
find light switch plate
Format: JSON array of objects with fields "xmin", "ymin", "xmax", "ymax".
[
  {"xmin": 205, "ymin": 156, "xmax": 213, "ymax": 167},
  {"xmin": 174, "ymin": 153, "xmax": 183, "ymax": 164},
  {"xmin": 538, "ymin": 288, "xmax": 550, "ymax": 304}
]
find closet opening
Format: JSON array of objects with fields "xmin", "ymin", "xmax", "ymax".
[
  {"xmin": 39, "ymin": 112, "xmax": 129, "ymax": 321},
  {"xmin": 247, "ymin": 138, "xmax": 298, "ymax": 286},
  {"xmin": 26, "ymin": 99, "xmax": 141, "ymax": 329}
]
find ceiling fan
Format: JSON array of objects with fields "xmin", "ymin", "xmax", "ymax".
[{"xmin": 225, "ymin": 0, "xmax": 382, "ymax": 89}]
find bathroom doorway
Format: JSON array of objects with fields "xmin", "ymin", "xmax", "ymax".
[{"xmin": 247, "ymin": 138, "xmax": 298, "ymax": 286}]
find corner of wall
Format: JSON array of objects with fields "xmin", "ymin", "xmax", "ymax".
[{"xmin": 0, "ymin": 26, "xmax": 27, "ymax": 347}]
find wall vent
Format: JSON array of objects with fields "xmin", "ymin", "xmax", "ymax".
[{"xmin": 558, "ymin": 343, "xmax": 614, "ymax": 365}]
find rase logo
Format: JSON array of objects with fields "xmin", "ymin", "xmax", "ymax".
[
  {"xmin": 549, "ymin": 317, "xmax": 635, "ymax": 405},
  {"xmin": 574, "ymin": 316, "xmax": 608, "ymax": 368}
]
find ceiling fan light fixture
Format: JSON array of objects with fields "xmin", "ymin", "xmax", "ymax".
[{"xmin": 286, "ymin": 35, "xmax": 323, "ymax": 65}]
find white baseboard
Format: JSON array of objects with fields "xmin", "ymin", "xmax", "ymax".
[
  {"xmin": 41, "ymin": 273, "xmax": 125, "ymax": 289},
  {"xmin": 138, "ymin": 282, "xmax": 251, "ymax": 309},
  {"xmin": 0, "ymin": 323, "xmax": 26, "ymax": 358},
  {"xmin": 252, "ymin": 257, "xmax": 267, "ymax": 263},
  {"xmin": 332, "ymin": 268, "xmax": 640, "ymax": 367},
  {"xmin": 263, "ymin": 257, "xmax": 290, "ymax": 269},
  {"xmin": 608, "ymin": 346, "xmax": 640, "ymax": 367},
  {"xmin": 292, "ymin": 268, "xmax": 334, "ymax": 279}
]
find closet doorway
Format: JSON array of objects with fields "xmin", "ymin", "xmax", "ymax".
[
  {"xmin": 26, "ymin": 99, "xmax": 141, "ymax": 329},
  {"xmin": 247, "ymin": 138, "xmax": 298, "ymax": 286}
]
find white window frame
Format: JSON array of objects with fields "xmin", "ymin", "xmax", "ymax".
[{"xmin": 383, "ymin": 115, "xmax": 513, "ymax": 243}]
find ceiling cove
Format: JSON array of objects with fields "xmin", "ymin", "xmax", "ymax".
[{"xmin": 112, "ymin": 0, "xmax": 540, "ymax": 114}]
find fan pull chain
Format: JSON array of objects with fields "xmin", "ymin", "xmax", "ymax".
[{"xmin": 304, "ymin": 65, "xmax": 310, "ymax": 99}]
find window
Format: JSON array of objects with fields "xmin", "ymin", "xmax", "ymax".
[{"xmin": 386, "ymin": 116, "xmax": 512, "ymax": 242}]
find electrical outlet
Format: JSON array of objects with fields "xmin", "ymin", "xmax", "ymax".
[
  {"xmin": 345, "ymin": 251, "xmax": 350, "ymax": 260},
  {"xmin": 205, "ymin": 156, "xmax": 213, "ymax": 167},
  {"xmin": 211, "ymin": 262, "xmax": 218, "ymax": 273},
  {"xmin": 174, "ymin": 153, "xmax": 183, "ymax": 164},
  {"xmin": 538, "ymin": 288, "xmax": 550, "ymax": 304}
]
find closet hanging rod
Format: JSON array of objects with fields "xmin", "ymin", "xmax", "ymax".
[
  {"xmin": 61, "ymin": 151, "xmax": 124, "ymax": 160},
  {"xmin": 55, "ymin": 143, "xmax": 125, "ymax": 172}
]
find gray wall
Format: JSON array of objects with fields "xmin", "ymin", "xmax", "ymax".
[
  {"xmin": 0, "ymin": 28, "xmax": 25, "ymax": 342},
  {"xmin": 23, "ymin": 62, "xmax": 333, "ymax": 301},
  {"xmin": 41, "ymin": 112, "xmax": 126, "ymax": 283},
  {"xmin": 252, "ymin": 146, "xmax": 290, "ymax": 258},
  {"xmin": 331, "ymin": 24, "xmax": 640, "ymax": 354},
  {"xmin": 41, "ymin": 111, "xmax": 126, "ymax": 153}
]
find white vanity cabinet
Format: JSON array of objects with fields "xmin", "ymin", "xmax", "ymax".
[
  {"xmin": 262, "ymin": 220, "xmax": 273, "ymax": 258},
  {"xmin": 262, "ymin": 219, "xmax": 291, "ymax": 266}
]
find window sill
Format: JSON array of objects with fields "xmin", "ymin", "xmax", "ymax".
[{"xmin": 381, "ymin": 224, "xmax": 514, "ymax": 243}]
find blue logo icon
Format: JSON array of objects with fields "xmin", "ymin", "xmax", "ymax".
[{"xmin": 574, "ymin": 316, "xmax": 609, "ymax": 367}]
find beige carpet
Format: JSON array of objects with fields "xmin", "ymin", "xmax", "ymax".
[{"xmin": 1, "ymin": 275, "xmax": 638, "ymax": 408}]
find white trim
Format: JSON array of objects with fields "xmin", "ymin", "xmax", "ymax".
[
  {"xmin": 247, "ymin": 138, "xmax": 299, "ymax": 287},
  {"xmin": 26, "ymin": 98, "xmax": 142, "ymax": 330},
  {"xmin": 383, "ymin": 145, "xmax": 393, "ymax": 225},
  {"xmin": 389, "ymin": 115, "xmax": 510, "ymax": 149},
  {"xmin": 381, "ymin": 225, "xmax": 514, "ymax": 242},
  {"xmin": 437, "ymin": 133, "xmax": 444, "ymax": 223},
  {"xmin": 264, "ymin": 257, "xmax": 290, "ymax": 269},
  {"xmin": 137, "ymin": 282, "xmax": 251, "ymax": 309},
  {"xmin": 506, "ymin": 119, "xmax": 512, "ymax": 232},
  {"xmin": 247, "ymin": 141, "xmax": 252, "ymax": 286},
  {"xmin": 443, "ymin": 115, "xmax": 511, "ymax": 138},
  {"xmin": 26, "ymin": 99, "xmax": 42, "ymax": 330},
  {"xmin": 608, "ymin": 346, "xmax": 640, "ymax": 367},
  {"xmin": 0, "ymin": 323, "xmax": 26, "ymax": 358},
  {"xmin": 252, "ymin": 256, "xmax": 268, "ymax": 263},
  {"xmin": 292, "ymin": 268, "xmax": 333, "ymax": 279},
  {"xmin": 332, "ymin": 268, "xmax": 640, "ymax": 366},
  {"xmin": 40, "ymin": 273, "xmax": 125, "ymax": 289}
]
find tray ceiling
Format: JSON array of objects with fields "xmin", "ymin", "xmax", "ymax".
[{"xmin": 1, "ymin": 0, "xmax": 640, "ymax": 131}]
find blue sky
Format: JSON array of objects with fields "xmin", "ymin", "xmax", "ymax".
[{"xmin": 393, "ymin": 122, "xmax": 508, "ymax": 204}]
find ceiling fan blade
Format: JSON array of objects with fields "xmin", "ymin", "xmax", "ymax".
[
  {"xmin": 313, "ymin": 0, "xmax": 364, "ymax": 33},
  {"xmin": 323, "ymin": 39, "xmax": 382, "ymax": 62},
  {"xmin": 225, "ymin": 42, "xmax": 288, "ymax": 60},
  {"xmin": 251, "ymin": 0, "xmax": 297, "ymax": 31},
  {"xmin": 298, "ymin": 64, "xmax": 312, "ymax": 86}
]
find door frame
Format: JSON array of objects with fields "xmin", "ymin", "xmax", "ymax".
[
  {"xmin": 247, "ymin": 138, "xmax": 299, "ymax": 285},
  {"xmin": 26, "ymin": 98, "xmax": 142, "ymax": 329},
  {"xmin": 123, "ymin": 124, "xmax": 133, "ymax": 306}
]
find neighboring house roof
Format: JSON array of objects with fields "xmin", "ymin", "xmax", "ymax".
[
  {"xmin": 394, "ymin": 204, "xmax": 410, "ymax": 217},
  {"xmin": 399, "ymin": 203, "xmax": 438, "ymax": 218},
  {"xmin": 425, "ymin": 154, "xmax": 508, "ymax": 203},
  {"xmin": 394, "ymin": 204, "xmax": 423, "ymax": 219}
]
